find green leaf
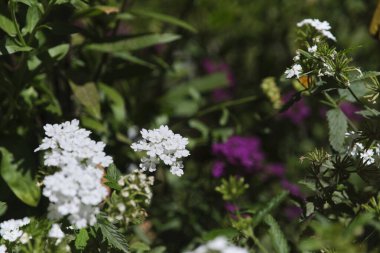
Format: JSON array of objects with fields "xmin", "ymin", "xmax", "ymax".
[
  {"xmin": 265, "ymin": 215, "xmax": 289, "ymax": 253},
  {"xmin": 0, "ymin": 14, "xmax": 17, "ymax": 37},
  {"xmin": 130, "ymin": 9, "xmax": 197, "ymax": 33},
  {"xmin": 23, "ymin": 5, "xmax": 40, "ymax": 34},
  {"xmin": 0, "ymin": 38, "xmax": 33, "ymax": 55},
  {"xmin": 69, "ymin": 81, "xmax": 101, "ymax": 119},
  {"xmin": 0, "ymin": 148, "xmax": 41, "ymax": 207},
  {"xmin": 162, "ymin": 73, "xmax": 228, "ymax": 100},
  {"xmin": 99, "ymin": 84, "xmax": 127, "ymax": 123},
  {"xmin": 75, "ymin": 228, "xmax": 89, "ymax": 250},
  {"xmin": 86, "ymin": 33, "xmax": 181, "ymax": 52},
  {"xmin": 252, "ymin": 191, "xmax": 288, "ymax": 228},
  {"xmin": 48, "ymin": 44, "xmax": 70, "ymax": 60},
  {"xmin": 104, "ymin": 164, "xmax": 122, "ymax": 191},
  {"xmin": 219, "ymin": 108, "xmax": 229, "ymax": 126},
  {"xmin": 0, "ymin": 202, "xmax": 7, "ymax": 217},
  {"xmin": 97, "ymin": 216, "xmax": 129, "ymax": 252},
  {"xmin": 202, "ymin": 228, "xmax": 239, "ymax": 241},
  {"xmin": 326, "ymin": 109, "xmax": 347, "ymax": 152},
  {"xmin": 130, "ymin": 241, "xmax": 150, "ymax": 252}
]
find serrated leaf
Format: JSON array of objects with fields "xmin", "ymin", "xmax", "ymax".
[
  {"xmin": 0, "ymin": 14, "xmax": 17, "ymax": 37},
  {"xmin": 265, "ymin": 215, "xmax": 289, "ymax": 253},
  {"xmin": 252, "ymin": 191, "xmax": 288, "ymax": 228},
  {"xmin": 326, "ymin": 109, "xmax": 347, "ymax": 152},
  {"xmin": 130, "ymin": 241, "xmax": 150, "ymax": 251},
  {"xmin": 0, "ymin": 148, "xmax": 41, "ymax": 207},
  {"xmin": 98, "ymin": 216, "xmax": 129, "ymax": 252},
  {"xmin": 130, "ymin": 9, "xmax": 197, "ymax": 33},
  {"xmin": 86, "ymin": 33, "xmax": 180, "ymax": 52},
  {"xmin": 75, "ymin": 228, "xmax": 89, "ymax": 250},
  {"xmin": 69, "ymin": 81, "xmax": 101, "ymax": 119},
  {"xmin": 0, "ymin": 202, "xmax": 7, "ymax": 217}
]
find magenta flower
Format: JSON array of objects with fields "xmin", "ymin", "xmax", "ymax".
[
  {"xmin": 339, "ymin": 102, "xmax": 362, "ymax": 121},
  {"xmin": 280, "ymin": 92, "xmax": 311, "ymax": 125},
  {"xmin": 265, "ymin": 163, "xmax": 285, "ymax": 178},
  {"xmin": 212, "ymin": 136, "xmax": 265, "ymax": 172},
  {"xmin": 212, "ymin": 161, "xmax": 226, "ymax": 178},
  {"xmin": 202, "ymin": 59, "xmax": 235, "ymax": 102},
  {"xmin": 281, "ymin": 179, "xmax": 304, "ymax": 199}
]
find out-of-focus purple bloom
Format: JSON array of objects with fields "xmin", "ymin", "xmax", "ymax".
[
  {"xmin": 224, "ymin": 202, "xmax": 239, "ymax": 213},
  {"xmin": 202, "ymin": 59, "xmax": 235, "ymax": 102},
  {"xmin": 212, "ymin": 136, "xmax": 265, "ymax": 172},
  {"xmin": 284, "ymin": 205, "xmax": 302, "ymax": 220},
  {"xmin": 339, "ymin": 102, "xmax": 362, "ymax": 121},
  {"xmin": 281, "ymin": 179, "xmax": 304, "ymax": 199},
  {"xmin": 280, "ymin": 92, "xmax": 311, "ymax": 125},
  {"xmin": 212, "ymin": 161, "xmax": 225, "ymax": 178},
  {"xmin": 266, "ymin": 163, "xmax": 285, "ymax": 178}
]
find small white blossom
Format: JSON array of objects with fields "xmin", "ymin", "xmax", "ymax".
[
  {"xmin": 19, "ymin": 233, "xmax": 31, "ymax": 244},
  {"xmin": 360, "ymin": 149, "xmax": 375, "ymax": 165},
  {"xmin": 0, "ymin": 245, "xmax": 6, "ymax": 253},
  {"xmin": 185, "ymin": 236, "xmax": 248, "ymax": 253},
  {"xmin": 48, "ymin": 224, "xmax": 65, "ymax": 244},
  {"xmin": 297, "ymin": 18, "xmax": 336, "ymax": 41},
  {"xmin": 308, "ymin": 45, "xmax": 317, "ymax": 53},
  {"xmin": 131, "ymin": 125, "xmax": 190, "ymax": 176},
  {"xmin": 284, "ymin": 64, "xmax": 302, "ymax": 79},
  {"xmin": 0, "ymin": 217, "xmax": 30, "ymax": 242}
]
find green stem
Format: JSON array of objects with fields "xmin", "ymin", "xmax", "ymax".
[
  {"xmin": 347, "ymin": 86, "xmax": 366, "ymax": 108},
  {"xmin": 196, "ymin": 95, "xmax": 258, "ymax": 117},
  {"xmin": 9, "ymin": 1, "xmax": 27, "ymax": 46},
  {"xmin": 248, "ymin": 228, "xmax": 270, "ymax": 253}
]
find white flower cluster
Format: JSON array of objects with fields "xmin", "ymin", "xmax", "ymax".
[
  {"xmin": 0, "ymin": 245, "xmax": 6, "ymax": 253},
  {"xmin": 346, "ymin": 131, "xmax": 380, "ymax": 165},
  {"xmin": 185, "ymin": 236, "xmax": 248, "ymax": 253},
  {"xmin": 35, "ymin": 120, "xmax": 112, "ymax": 228},
  {"xmin": 0, "ymin": 217, "xmax": 30, "ymax": 243},
  {"xmin": 131, "ymin": 125, "xmax": 190, "ymax": 177},
  {"xmin": 297, "ymin": 18, "xmax": 336, "ymax": 41}
]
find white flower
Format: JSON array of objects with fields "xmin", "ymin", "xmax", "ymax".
[
  {"xmin": 297, "ymin": 19, "xmax": 336, "ymax": 41},
  {"xmin": 35, "ymin": 119, "xmax": 113, "ymax": 168},
  {"xmin": 185, "ymin": 236, "xmax": 248, "ymax": 253},
  {"xmin": 19, "ymin": 233, "xmax": 31, "ymax": 244},
  {"xmin": 0, "ymin": 217, "xmax": 30, "ymax": 242},
  {"xmin": 43, "ymin": 164, "xmax": 108, "ymax": 228},
  {"xmin": 0, "ymin": 245, "xmax": 6, "ymax": 253},
  {"xmin": 131, "ymin": 125, "xmax": 190, "ymax": 176},
  {"xmin": 308, "ymin": 45, "xmax": 317, "ymax": 53},
  {"xmin": 360, "ymin": 149, "xmax": 375, "ymax": 165},
  {"xmin": 284, "ymin": 64, "xmax": 302, "ymax": 79},
  {"xmin": 36, "ymin": 120, "xmax": 112, "ymax": 228},
  {"xmin": 48, "ymin": 224, "xmax": 65, "ymax": 244}
]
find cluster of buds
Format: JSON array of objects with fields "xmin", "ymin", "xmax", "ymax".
[{"xmin": 106, "ymin": 170, "xmax": 154, "ymax": 227}]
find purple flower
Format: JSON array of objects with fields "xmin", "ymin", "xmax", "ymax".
[
  {"xmin": 283, "ymin": 205, "xmax": 302, "ymax": 220},
  {"xmin": 212, "ymin": 136, "xmax": 265, "ymax": 172},
  {"xmin": 280, "ymin": 92, "xmax": 311, "ymax": 125},
  {"xmin": 212, "ymin": 161, "xmax": 226, "ymax": 178},
  {"xmin": 202, "ymin": 59, "xmax": 235, "ymax": 102},
  {"xmin": 224, "ymin": 202, "xmax": 239, "ymax": 213},
  {"xmin": 281, "ymin": 179, "xmax": 304, "ymax": 199},
  {"xmin": 265, "ymin": 163, "xmax": 285, "ymax": 178},
  {"xmin": 339, "ymin": 102, "xmax": 362, "ymax": 121}
]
